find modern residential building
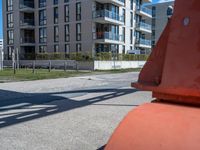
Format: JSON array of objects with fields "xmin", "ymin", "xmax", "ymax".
[
  {"xmin": 3, "ymin": 0, "xmax": 152, "ymax": 60},
  {"xmin": 147, "ymin": 1, "xmax": 174, "ymax": 47}
]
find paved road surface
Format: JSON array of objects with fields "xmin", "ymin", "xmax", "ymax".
[{"xmin": 0, "ymin": 72, "xmax": 152, "ymax": 150}]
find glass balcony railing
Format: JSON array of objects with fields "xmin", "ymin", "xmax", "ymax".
[
  {"xmin": 93, "ymin": 32, "xmax": 124, "ymax": 42},
  {"xmin": 93, "ymin": 10, "xmax": 124, "ymax": 23},
  {"xmin": 20, "ymin": 19, "xmax": 34, "ymax": 26},
  {"xmin": 19, "ymin": 1, "xmax": 34, "ymax": 9},
  {"xmin": 137, "ymin": 22, "xmax": 151, "ymax": 31},
  {"xmin": 138, "ymin": 7, "xmax": 152, "ymax": 16},
  {"xmin": 137, "ymin": 39, "xmax": 152, "ymax": 46},
  {"xmin": 117, "ymin": 0, "xmax": 125, "ymax": 3}
]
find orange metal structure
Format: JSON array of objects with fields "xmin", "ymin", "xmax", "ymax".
[{"xmin": 105, "ymin": 0, "xmax": 200, "ymax": 149}]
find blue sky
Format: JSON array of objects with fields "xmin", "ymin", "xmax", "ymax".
[{"xmin": 0, "ymin": 0, "xmax": 172, "ymax": 39}]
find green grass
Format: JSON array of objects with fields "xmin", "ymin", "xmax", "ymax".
[{"xmin": 0, "ymin": 68, "xmax": 141, "ymax": 83}]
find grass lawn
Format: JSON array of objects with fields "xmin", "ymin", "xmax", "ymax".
[{"xmin": 0, "ymin": 68, "xmax": 141, "ymax": 83}]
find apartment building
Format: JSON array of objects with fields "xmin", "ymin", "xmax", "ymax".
[
  {"xmin": 3, "ymin": 0, "xmax": 152, "ymax": 60},
  {"xmin": 147, "ymin": 1, "xmax": 174, "ymax": 47}
]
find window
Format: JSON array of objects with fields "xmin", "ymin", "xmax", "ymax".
[
  {"xmin": 7, "ymin": 0, "xmax": 13, "ymax": 11},
  {"xmin": 122, "ymin": 9, "xmax": 125, "ymax": 23},
  {"xmin": 152, "ymin": 6, "xmax": 156, "ymax": 17},
  {"xmin": 130, "ymin": 0, "xmax": 133, "ymax": 10},
  {"xmin": 7, "ymin": 13, "xmax": 14, "ymax": 28},
  {"xmin": 54, "ymin": 7, "xmax": 59, "ymax": 24},
  {"xmin": 7, "ymin": 30, "xmax": 14, "ymax": 45},
  {"xmin": 76, "ymin": 2, "xmax": 81, "ymax": 21},
  {"xmin": 54, "ymin": 45, "xmax": 59, "ymax": 52},
  {"xmin": 65, "ymin": 44, "xmax": 70, "ymax": 54},
  {"xmin": 54, "ymin": 26, "xmax": 59, "ymax": 42},
  {"xmin": 64, "ymin": 5, "xmax": 69, "ymax": 22},
  {"xmin": 76, "ymin": 43, "xmax": 81, "ymax": 53},
  {"xmin": 39, "ymin": 0, "xmax": 46, "ymax": 8},
  {"xmin": 130, "ymin": 12, "xmax": 133, "ymax": 27},
  {"xmin": 65, "ymin": 25, "xmax": 70, "ymax": 42},
  {"xmin": 130, "ymin": 29, "xmax": 133, "ymax": 44},
  {"xmin": 7, "ymin": 46, "xmax": 14, "ymax": 60},
  {"xmin": 39, "ymin": 27, "xmax": 47, "ymax": 43},
  {"xmin": 64, "ymin": 0, "xmax": 69, "ymax": 3},
  {"xmin": 54, "ymin": 0, "xmax": 58, "ymax": 5},
  {"xmin": 122, "ymin": 27, "xmax": 125, "ymax": 42},
  {"xmin": 39, "ymin": 9, "xmax": 47, "ymax": 26},
  {"xmin": 39, "ymin": 45, "xmax": 47, "ymax": 53},
  {"xmin": 76, "ymin": 23, "xmax": 81, "ymax": 41}
]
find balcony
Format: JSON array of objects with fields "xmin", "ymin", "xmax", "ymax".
[
  {"xmin": 21, "ymin": 37, "xmax": 35, "ymax": 46},
  {"xmin": 136, "ymin": 7, "xmax": 152, "ymax": 18},
  {"xmin": 95, "ymin": 0, "xmax": 124, "ymax": 6},
  {"xmin": 135, "ymin": 39, "xmax": 152, "ymax": 49},
  {"xmin": 20, "ymin": 19, "xmax": 35, "ymax": 29},
  {"xmin": 93, "ymin": 10, "xmax": 124, "ymax": 25},
  {"xmin": 19, "ymin": 1, "xmax": 34, "ymax": 12},
  {"xmin": 136, "ymin": 22, "xmax": 152, "ymax": 33},
  {"xmin": 93, "ymin": 32, "xmax": 124, "ymax": 44}
]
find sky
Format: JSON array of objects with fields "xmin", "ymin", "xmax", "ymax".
[{"xmin": 0, "ymin": 0, "xmax": 174, "ymax": 39}]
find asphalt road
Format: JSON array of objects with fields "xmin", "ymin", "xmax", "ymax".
[{"xmin": 0, "ymin": 72, "xmax": 152, "ymax": 150}]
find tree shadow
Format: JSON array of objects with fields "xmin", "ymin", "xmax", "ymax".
[{"xmin": 0, "ymin": 88, "xmax": 137, "ymax": 128}]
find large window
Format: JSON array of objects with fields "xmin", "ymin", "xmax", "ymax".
[
  {"xmin": 64, "ymin": 5, "xmax": 69, "ymax": 22},
  {"xmin": 54, "ymin": 26, "xmax": 59, "ymax": 42},
  {"xmin": 7, "ymin": 0, "xmax": 13, "ymax": 11},
  {"xmin": 39, "ymin": 27, "xmax": 47, "ymax": 43},
  {"xmin": 39, "ymin": 0, "xmax": 46, "ymax": 8},
  {"xmin": 54, "ymin": 45, "xmax": 59, "ymax": 52},
  {"xmin": 39, "ymin": 9, "xmax": 47, "ymax": 26},
  {"xmin": 65, "ymin": 25, "xmax": 70, "ymax": 42},
  {"xmin": 130, "ymin": 12, "xmax": 133, "ymax": 27},
  {"xmin": 7, "ymin": 30, "xmax": 14, "ymax": 45},
  {"xmin": 65, "ymin": 44, "xmax": 70, "ymax": 54},
  {"xmin": 76, "ymin": 2, "xmax": 81, "ymax": 21},
  {"xmin": 76, "ymin": 23, "xmax": 81, "ymax": 41},
  {"xmin": 130, "ymin": 29, "xmax": 133, "ymax": 44},
  {"xmin": 54, "ymin": 7, "xmax": 59, "ymax": 24},
  {"xmin": 39, "ymin": 45, "xmax": 47, "ymax": 53},
  {"xmin": 76, "ymin": 43, "xmax": 82, "ymax": 53},
  {"xmin": 7, "ymin": 13, "xmax": 14, "ymax": 28},
  {"xmin": 54, "ymin": 0, "xmax": 58, "ymax": 5}
]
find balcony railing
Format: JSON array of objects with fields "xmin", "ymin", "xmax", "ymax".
[
  {"xmin": 117, "ymin": 0, "xmax": 125, "ymax": 3},
  {"xmin": 93, "ymin": 32, "xmax": 124, "ymax": 42},
  {"xmin": 137, "ymin": 7, "xmax": 152, "ymax": 16},
  {"xmin": 136, "ymin": 39, "xmax": 152, "ymax": 46},
  {"xmin": 137, "ymin": 22, "xmax": 151, "ymax": 31},
  {"xmin": 19, "ymin": 1, "xmax": 34, "ymax": 9},
  {"xmin": 21, "ymin": 37, "xmax": 35, "ymax": 44},
  {"xmin": 20, "ymin": 19, "xmax": 34, "ymax": 26},
  {"xmin": 93, "ymin": 10, "xmax": 124, "ymax": 23}
]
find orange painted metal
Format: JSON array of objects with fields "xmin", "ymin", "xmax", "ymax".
[
  {"xmin": 105, "ymin": 0, "xmax": 200, "ymax": 149},
  {"xmin": 133, "ymin": 0, "xmax": 200, "ymax": 104},
  {"xmin": 105, "ymin": 103, "xmax": 200, "ymax": 150}
]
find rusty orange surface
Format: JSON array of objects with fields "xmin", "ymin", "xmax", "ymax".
[
  {"xmin": 105, "ymin": 103, "xmax": 200, "ymax": 150},
  {"xmin": 133, "ymin": 0, "xmax": 200, "ymax": 104}
]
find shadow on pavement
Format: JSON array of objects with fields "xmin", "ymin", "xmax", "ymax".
[{"xmin": 0, "ymin": 88, "xmax": 137, "ymax": 128}]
